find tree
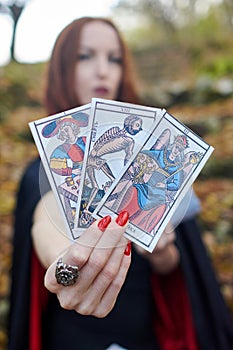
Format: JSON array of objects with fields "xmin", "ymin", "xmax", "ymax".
[
  {"xmin": 114, "ymin": 0, "xmax": 177, "ymax": 35},
  {"xmin": 0, "ymin": 0, "xmax": 30, "ymax": 61},
  {"xmin": 114, "ymin": 0, "xmax": 230, "ymax": 35}
]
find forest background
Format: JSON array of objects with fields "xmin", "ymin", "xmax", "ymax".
[{"xmin": 0, "ymin": 0, "xmax": 233, "ymax": 349}]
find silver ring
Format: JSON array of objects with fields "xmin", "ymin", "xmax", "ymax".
[{"xmin": 55, "ymin": 257, "xmax": 79, "ymax": 286}]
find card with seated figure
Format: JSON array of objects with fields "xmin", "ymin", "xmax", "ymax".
[
  {"xmin": 93, "ymin": 111, "xmax": 214, "ymax": 252},
  {"xmin": 29, "ymin": 104, "xmax": 91, "ymax": 240},
  {"xmin": 74, "ymin": 98, "xmax": 166, "ymax": 236}
]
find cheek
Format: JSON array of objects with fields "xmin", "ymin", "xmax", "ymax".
[
  {"xmin": 74, "ymin": 65, "xmax": 90, "ymax": 98},
  {"xmin": 74, "ymin": 66, "xmax": 81, "ymax": 98},
  {"xmin": 113, "ymin": 68, "xmax": 123, "ymax": 86},
  {"xmin": 111, "ymin": 68, "xmax": 123, "ymax": 96}
]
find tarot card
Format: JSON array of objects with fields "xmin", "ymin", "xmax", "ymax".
[
  {"xmin": 75, "ymin": 98, "xmax": 166, "ymax": 235},
  {"xmin": 94, "ymin": 111, "xmax": 214, "ymax": 252},
  {"xmin": 29, "ymin": 104, "xmax": 91, "ymax": 240}
]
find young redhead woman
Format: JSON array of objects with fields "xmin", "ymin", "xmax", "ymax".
[{"xmin": 8, "ymin": 17, "xmax": 233, "ymax": 350}]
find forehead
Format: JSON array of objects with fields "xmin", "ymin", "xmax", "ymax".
[
  {"xmin": 60, "ymin": 122, "xmax": 74, "ymax": 128},
  {"xmin": 60, "ymin": 123, "xmax": 72, "ymax": 129},
  {"xmin": 79, "ymin": 21, "xmax": 121, "ymax": 51}
]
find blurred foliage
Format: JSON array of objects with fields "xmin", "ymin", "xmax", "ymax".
[
  {"xmin": 115, "ymin": 0, "xmax": 233, "ymax": 85},
  {"xmin": 0, "ymin": 62, "xmax": 46, "ymax": 122},
  {"xmin": 0, "ymin": 1, "xmax": 233, "ymax": 348}
]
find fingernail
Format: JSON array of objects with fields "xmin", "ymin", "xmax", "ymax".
[
  {"xmin": 115, "ymin": 211, "xmax": 129, "ymax": 227},
  {"xmin": 124, "ymin": 242, "xmax": 131, "ymax": 256},
  {"xmin": 98, "ymin": 215, "xmax": 111, "ymax": 232}
]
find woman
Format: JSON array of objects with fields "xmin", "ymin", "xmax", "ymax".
[{"xmin": 8, "ymin": 17, "xmax": 233, "ymax": 350}]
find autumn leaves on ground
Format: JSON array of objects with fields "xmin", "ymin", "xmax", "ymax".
[{"xmin": 0, "ymin": 51, "xmax": 233, "ymax": 349}]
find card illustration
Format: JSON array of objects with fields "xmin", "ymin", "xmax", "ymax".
[
  {"xmin": 29, "ymin": 105, "xmax": 91, "ymax": 238},
  {"xmin": 75, "ymin": 98, "xmax": 165, "ymax": 233},
  {"xmin": 29, "ymin": 100, "xmax": 214, "ymax": 251},
  {"xmin": 94, "ymin": 112, "xmax": 214, "ymax": 252}
]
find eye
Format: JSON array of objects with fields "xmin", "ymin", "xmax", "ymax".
[
  {"xmin": 77, "ymin": 53, "xmax": 91, "ymax": 61},
  {"xmin": 109, "ymin": 55, "xmax": 122, "ymax": 64}
]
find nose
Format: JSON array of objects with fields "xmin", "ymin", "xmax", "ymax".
[{"xmin": 96, "ymin": 55, "xmax": 109, "ymax": 77}]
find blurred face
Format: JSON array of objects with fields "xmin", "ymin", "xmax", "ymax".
[
  {"xmin": 59, "ymin": 124, "xmax": 78, "ymax": 143},
  {"xmin": 126, "ymin": 118, "xmax": 142, "ymax": 135},
  {"xmin": 75, "ymin": 21, "xmax": 123, "ymax": 105},
  {"xmin": 170, "ymin": 143, "xmax": 183, "ymax": 159}
]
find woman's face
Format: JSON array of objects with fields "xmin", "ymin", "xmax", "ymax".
[{"xmin": 74, "ymin": 21, "xmax": 123, "ymax": 105}]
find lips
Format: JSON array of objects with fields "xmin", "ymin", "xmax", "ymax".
[{"xmin": 93, "ymin": 87, "xmax": 109, "ymax": 95}]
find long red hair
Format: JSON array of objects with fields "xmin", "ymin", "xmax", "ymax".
[{"xmin": 44, "ymin": 17, "xmax": 140, "ymax": 115}]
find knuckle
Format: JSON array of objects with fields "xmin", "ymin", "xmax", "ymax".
[
  {"xmin": 88, "ymin": 253, "xmax": 106, "ymax": 272},
  {"xmin": 58, "ymin": 290, "xmax": 82, "ymax": 311},
  {"xmin": 69, "ymin": 249, "xmax": 86, "ymax": 265},
  {"xmin": 94, "ymin": 309, "xmax": 109, "ymax": 318},
  {"xmin": 75, "ymin": 305, "xmax": 89, "ymax": 316},
  {"xmin": 59, "ymin": 296, "xmax": 74, "ymax": 310},
  {"xmin": 44, "ymin": 271, "xmax": 58, "ymax": 293},
  {"xmin": 75, "ymin": 302, "xmax": 95, "ymax": 316},
  {"xmin": 93, "ymin": 304, "xmax": 114, "ymax": 318},
  {"xmin": 102, "ymin": 263, "xmax": 118, "ymax": 282},
  {"xmin": 111, "ymin": 277, "xmax": 123, "ymax": 291}
]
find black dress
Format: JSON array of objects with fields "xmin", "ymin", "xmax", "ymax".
[{"xmin": 8, "ymin": 158, "xmax": 233, "ymax": 350}]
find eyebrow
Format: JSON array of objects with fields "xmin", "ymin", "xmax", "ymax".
[{"xmin": 79, "ymin": 45, "xmax": 122, "ymax": 54}]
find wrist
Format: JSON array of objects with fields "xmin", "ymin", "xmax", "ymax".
[{"xmin": 149, "ymin": 243, "xmax": 180, "ymax": 275}]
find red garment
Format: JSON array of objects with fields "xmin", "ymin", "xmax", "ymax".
[
  {"xmin": 30, "ymin": 250, "xmax": 48, "ymax": 350},
  {"xmin": 151, "ymin": 266, "xmax": 199, "ymax": 350},
  {"xmin": 119, "ymin": 186, "xmax": 166, "ymax": 232},
  {"xmin": 63, "ymin": 142, "xmax": 84, "ymax": 162}
]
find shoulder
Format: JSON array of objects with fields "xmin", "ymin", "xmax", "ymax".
[
  {"xmin": 18, "ymin": 157, "xmax": 50, "ymax": 204},
  {"xmin": 22, "ymin": 157, "xmax": 41, "ymax": 180}
]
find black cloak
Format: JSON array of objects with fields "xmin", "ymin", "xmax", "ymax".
[{"xmin": 7, "ymin": 158, "xmax": 233, "ymax": 349}]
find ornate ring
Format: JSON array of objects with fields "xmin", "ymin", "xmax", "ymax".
[{"xmin": 55, "ymin": 257, "xmax": 79, "ymax": 287}]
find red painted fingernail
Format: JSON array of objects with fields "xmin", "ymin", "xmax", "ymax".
[
  {"xmin": 124, "ymin": 242, "xmax": 131, "ymax": 256},
  {"xmin": 98, "ymin": 215, "xmax": 111, "ymax": 232},
  {"xmin": 115, "ymin": 211, "xmax": 129, "ymax": 227}
]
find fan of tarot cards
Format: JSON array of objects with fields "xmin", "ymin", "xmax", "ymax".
[{"xmin": 29, "ymin": 98, "xmax": 214, "ymax": 252}]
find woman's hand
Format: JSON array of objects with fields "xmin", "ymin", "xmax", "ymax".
[
  {"xmin": 44, "ymin": 212, "xmax": 131, "ymax": 318},
  {"xmin": 134, "ymin": 222, "xmax": 180, "ymax": 274}
]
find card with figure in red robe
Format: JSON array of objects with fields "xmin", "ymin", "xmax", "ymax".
[{"xmin": 93, "ymin": 111, "xmax": 214, "ymax": 252}]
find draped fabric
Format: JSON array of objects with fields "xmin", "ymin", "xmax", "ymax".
[{"xmin": 8, "ymin": 158, "xmax": 233, "ymax": 350}]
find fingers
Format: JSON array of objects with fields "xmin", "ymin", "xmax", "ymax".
[
  {"xmin": 134, "ymin": 221, "xmax": 179, "ymax": 274},
  {"xmin": 44, "ymin": 211, "xmax": 132, "ymax": 317},
  {"xmin": 155, "ymin": 230, "xmax": 175, "ymax": 251},
  {"xmin": 92, "ymin": 249, "xmax": 131, "ymax": 318},
  {"xmin": 155, "ymin": 222, "xmax": 176, "ymax": 252},
  {"xmin": 73, "ymin": 211, "xmax": 129, "ymax": 291},
  {"xmin": 134, "ymin": 221, "xmax": 176, "ymax": 257},
  {"xmin": 44, "ymin": 218, "xmax": 108, "ymax": 292},
  {"xmin": 73, "ymin": 236, "xmax": 130, "ymax": 316}
]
